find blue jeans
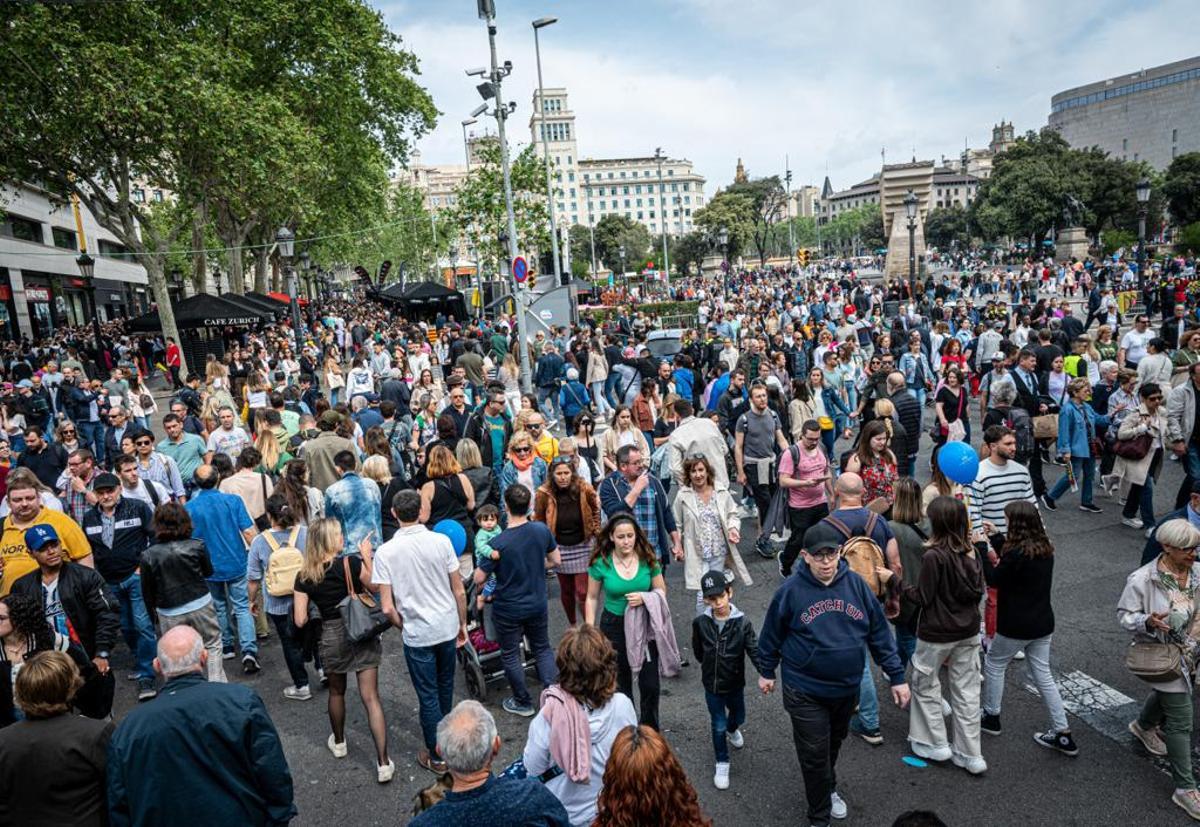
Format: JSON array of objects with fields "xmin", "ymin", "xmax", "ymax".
[
  {"xmin": 208, "ymin": 577, "xmax": 257, "ymax": 657},
  {"xmin": 109, "ymin": 573, "xmax": 157, "ymax": 681},
  {"xmin": 604, "ymin": 372, "xmax": 620, "ymax": 408},
  {"xmin": 493, "ymin": 610, "xmax": 557, "ymax": 706},
  {"xmin": 895, "ymin": 625, "xmax": 918, "ymax": 671},
  {"xmin": 1182, "ymin": 444, "xmax": 1200, "ymax": 482},
  {"xmin": 854, "ymin": 651, "xmax": 880, "ymax": 730},
  {"xmin": 704, "ymin": 689, "xmax": 746, "ymax": 762},
  {"xmin": 77, "ymin": 420, "xmax": 105, "ymax": 466},
  {"xmin": 537, "ymin": 386, "xmax": 561, "ymax": 422},
  {"xmin": 404, "ymin": 638, "xmax": 457, "ymax": 751},
  {"xmin": 1047, "ymin": 455, "xmax": 1096, "ymax": 506}
]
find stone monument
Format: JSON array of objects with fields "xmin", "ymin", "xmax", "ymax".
[
  {"xmin": 1055, "ymin": 194, "xmax": 1090, "ymax": 263},
  {"xmin": 880, "ymin": 160, "xmax": 935, "ymax": 285}
]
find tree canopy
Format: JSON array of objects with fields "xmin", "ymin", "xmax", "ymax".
[{"xmin": 1164, "ymin": 152, "xmax": 1200, "ymax": 227}]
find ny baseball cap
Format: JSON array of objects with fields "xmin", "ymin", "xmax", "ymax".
[
  {"xmin": 24, "ymin": 524, "xmax": 59, "ymax": 551},
  {"xmin": 700, "ymin": 569, "xmax": 732, "ymax": 597},
  {"xmin": 803, "ymin": 522, "xmax": 845, "ymax": 554}
]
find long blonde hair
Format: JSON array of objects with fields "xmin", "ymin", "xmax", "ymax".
[
  {"xmin": 297, "ymin": 517, "xmax": 342, "ymax": 585},
  {"xmin": 255, "ymin": 423, "xmax": 282, "ymax": 472}
]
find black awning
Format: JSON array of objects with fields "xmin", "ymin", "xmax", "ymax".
[{"xmin": 126, "ymin": 292, "xmax": 273, "ymax": 332}]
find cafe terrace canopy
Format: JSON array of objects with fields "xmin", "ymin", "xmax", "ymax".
[{"xmin": 126, "ymin": 292, "xmax": 275, "ymax": 332}]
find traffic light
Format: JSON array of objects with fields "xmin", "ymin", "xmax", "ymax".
[
  {"xmin": 797, "ymin": 249, "xmax": 809, "ymax": 267},
  {"xmin": 528, "ymin": 269, "xmax": 538, "ymax": 291}
]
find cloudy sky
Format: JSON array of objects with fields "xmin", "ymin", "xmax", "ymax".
[{"xmin": 380, "ymin": 0, "xmax": 1195, "ymax": 193}]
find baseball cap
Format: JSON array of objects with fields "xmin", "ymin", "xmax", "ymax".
[
  {"xmin": 24, "ymin": 524, "xmax": 59, "ymax": 551},
  {"xmin": 16, "ymin": 379, "xmax": 32, "ymax": 389},
  {"xmin": 803, "ymin": 522, "xmax": 845, "ymax": 554},
  {"xmin": 991, "ymin": 352, "xmax": 1004, "ymax": 362},
  {"xmin": 700, "ymin": 569, "xmax": 732, "ymax": 598},
  {"xmin": 319, "ymin": 409, "xmax": 343, "ymax": 427},
  {"xmin": 93, "ymin": 472, "xmax": 121, "ymax": 490},
  {"xmin": 364, "ymin": 392, "xmax": 380, "ymax": 403}
]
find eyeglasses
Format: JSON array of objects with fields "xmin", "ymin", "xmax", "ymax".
[
  {"xmin": 60, "ymin": 429, "xmax": 75, "ymax": 435},
  {"xmin": 513, "ymin": 446, "xmax": 532, "ymax": 455},
  {"xmin": 551, "ymin": 456, "xmax": 573, "ymax": 467},
  {"xmin": 808, "ymin": 549, "xmax": 840, "ymax": 561}
]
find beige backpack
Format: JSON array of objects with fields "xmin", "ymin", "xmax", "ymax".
[{"xmin": 263, "ymin": 527, "xmax": 304, "ymax": 597}]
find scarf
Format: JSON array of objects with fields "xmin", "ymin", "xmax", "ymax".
[{"xmin": 538, "ymin": 685, "xmax": 592, "ymax": 783}]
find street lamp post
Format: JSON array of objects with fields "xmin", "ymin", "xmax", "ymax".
[
  {"xmin": 718, "ymin": 226, "xmax": 729, "ymax": 299},
  {"xmin": 168, "ymin": 267, "xmax": 183, "ymax": 303},
  {"xmin": 785, "ymin": 158, "xmax": 795, "ymax": 269},
  {"xmin": 75, "ymin": 252, "xmax": 104, "ymax": 348},
  {"xmin": 461, "ymin": 118, "xmax": 477, "ymax": 170},
  {"xmin": 585, "ymin": 181, "xmax": 597, "ymax": 284},
  {"xmin": 1136, "ymin": 177, "xmax": 1151, "ymax": 296},
  {"xmin": 212, "ymin": 265, "xmax": 224, "ymax": 296},
  {"xmin": 276, "ymin": 227, "xmax": 302, "ymax": 355},
  {"xmin": 473, "ymin": 2, "xmax": 532, "ymax": 392},
  {"xmin": 655, "ymin": 147, "xmax": 671, "ymax": 290},
  {"xmin": 904, "ymin": 189, "xmax": 919, "ymax": 303},
  {"xmin": 532, "ymin": 16, "xmax": 562, "ymax": 287}
]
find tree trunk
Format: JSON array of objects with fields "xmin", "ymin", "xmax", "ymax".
[
  {"xmin": 253, "ymin": 247, "xmax": 269, "ymax": 293},
  {"xmin": 144, "ymin": 253, "xmax": 188, "ymax": 378},
  {"xmin": 191, "ymin": 206, "xmax": 207, "ymax": 295},
  {"xmin": 225, "ymin": 244, "xmax": 245, "ymax": 295}
]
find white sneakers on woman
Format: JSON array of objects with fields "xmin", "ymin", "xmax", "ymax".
[{"xmin": 327, "ymin": 734, "xmax": 348, "ymax": 758}]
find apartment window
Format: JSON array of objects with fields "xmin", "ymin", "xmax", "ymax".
[
  {"xmin": 583, "ymin": 173, "xmax": 589, "ymax": 182},
  {"xmin": 607, "ymin": 172, "xmax": 614, "ymax": 179},
  {"xmin": 569, "ymin": 188, "xmax": 575, "ymax": 197},
  {"xmin": 1122, "ymin": 138, "xmax": 1128, "ymax": 152},
  {"xmin": 683, "ymin": 183, "xmax": 690, "ymax": 192},
  {"xmin": 623, "ymin": 186, "xmax": 629, "ymax": 195},
  {"xmin": 432, "ymin": 197, "xmax": 440, "ymax": 206},
  {"xmin": 625, "ymin": 211, "xmax": 631, "ymax": 218},
  {"xmin": 599, "ymin": 200, "xmax": 606, "ymax": 209},
  {"xmin": 636, "ymin": 198, "xmax": 642, "ymax": 207},
  {"xmin": 624, "ymin": 199, "xmax": 630, "ymax": 208},
  {"xmin": 684, "ymin": 196, "xmax": 691, "ymax": 205},
  {"xmin": 620, "ymin": 171, "xmax": 626, "ymax": 179},
  {"xmin": 650, "ymin": 224, "xmax": 656, "ymax": 232},
  {"xmin": 566, "ymin": 154, "xmax": 571, "ymax": 163},
  {"xmin": 649, "ymin": 210, "xmax": 655, "ymax": 219},
  {"xmin": 637, "ymin": 211, "xmax": 643, "ymax": 219},
  {"xmin": 635, "ymin": 185, "xmax": 642, "ymax": 194},
  {"xmin": 644, "ymin": 171, "xmax": 651, "ymax": 178},
  {"xmin": 557, "ymin": 203, "xmax": 564, "ymax": 212},
  {"xmin": 1, "ymin": 213, "xmax": 43, "ymax": 243},
  {"xmin": 154, "ymin": 190, "xmax": 164, "ymax": 202},
  {"xmin": 568, "ymin": 172, "xmax": 575, "ymax": 182},
  {"xmin": 1134, "ymin": 153, "xmax": 1139, "ymax": 161},
  {"xmin": 132, "ymin": 188, "xmax": 146, "ymax": 204},
  {"xmin": 1174, "ymin": 147, "xmax": 1179, "ymax": 159},
  {"xmin": 685, "ymin": 209, "xmax": 691, "ymax": 216},
  {"xmin": 672, "ymin": 183, "xmax": 678, "ymax": 192},
  {"xmin": 1172, "ymin": 128, "xmax": 1178, "ymax": 142},
  {"xmin": 51, "ymin": 227, "xmax": 77, "ymax": 250},
  {"xmin": 98, "ymin": 239, "xmax": 132, "ymax": 261},
  {"xmin": 668, "ymin": 170, "xmax": 674, "ymax": 176}
]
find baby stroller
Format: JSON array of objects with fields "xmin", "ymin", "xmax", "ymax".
[{"xmin": 458, "ymin": 576, "xmax": 533, "ymax": 702}]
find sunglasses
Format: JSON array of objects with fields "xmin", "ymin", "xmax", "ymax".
[
  {"xmin": 135, "ymin": 439, "xmax": 153, "ymax": 446},
  {"xmin": 61, "ymin": 429, "xmax": 76, "ymax": 435},
  {"xmin": 514, "ymin": 447, "xmax": 532, "ymax": 454},
  {"xmin": 551, "ymin": 456, "xmax": 573, "ymax": 467},
  {"xmin": 527, "ymin": 423, "xmax": 543, "ymax": 430}
]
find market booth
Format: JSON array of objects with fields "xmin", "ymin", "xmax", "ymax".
[
  {"xmin": 127, "ymin": 292, "xmax": 274, "ymax": 367},
  {"xmin": 374, "ymin": 280, "xmax": 468, "ymax": 323}
]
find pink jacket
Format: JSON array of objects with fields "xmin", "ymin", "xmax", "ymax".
[{"xmin": 624, "ymin": 590, "xmax": 681, "ymax": 679}]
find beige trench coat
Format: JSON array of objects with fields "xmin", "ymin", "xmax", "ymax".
[
  {"xmin": 1114, "ymin": 402, "xmax": 1168, "ymax": 487},
  {"xmin": 672, "ymin": 486, "xmax": 753, "ymax": 592}
]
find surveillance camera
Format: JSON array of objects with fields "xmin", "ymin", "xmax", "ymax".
[
  {"xmin": 470, "ymin": 103, "xmax": 488, "ymax": 118},
  {"xmin": 465, "ymin": 67, "xmax": 487, "ymax": 77},
  {"xmin": 508, "ymin": 102, "xmax": 517, "ymax": 113},
  {"xmin": 503, "ymin": 60, "xmax": 512, "ymax": 72}
]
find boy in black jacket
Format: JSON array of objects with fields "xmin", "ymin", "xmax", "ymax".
[{"xmin": 691, "ymin": 570, "xmax": 760, "ymax": 792}]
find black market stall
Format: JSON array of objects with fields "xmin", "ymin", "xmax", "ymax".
[
  {"xmin": 374, "ymin": 280, "xmax": 468, "ymax": 323},
  {"xmin": 126, "ymin": 292, "xmax": 274, "ymax": 368}
]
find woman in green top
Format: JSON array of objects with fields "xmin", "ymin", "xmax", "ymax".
[{"xmin": 586, "ymin": 514, "xmax": 666, "ymax": 729}]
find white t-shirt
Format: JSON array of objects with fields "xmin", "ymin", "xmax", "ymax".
[
  {"xmin": 371, "ymin": 524, "xmax": 460, "ymax": 648},
  {"xmin": 1120, "ymin": 329, "xmax": 1154, "ymax": 364}
]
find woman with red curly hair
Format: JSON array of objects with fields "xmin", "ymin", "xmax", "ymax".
[{"xmin": 592, "ymin": 724, "xmax": 711, "ymax": 827}]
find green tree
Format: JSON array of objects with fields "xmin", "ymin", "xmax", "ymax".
[
  {"xmin": 693, "ymin": 191, "xmax": 755, "ymax": 263},
  {"xmin": 924, "ymin": 206, "xmax": 971, "ymax": 249},
  {"xmin": 567, "ymin": 224, "xmax": 597, "ymax": 279},
  {"xmin": 1178, "ymin": 222, "xmax": 1200, "ymax": 255},
  {"xmin": 970, "ymin": 129, "xmax": 1078, "ymax": 250},
  {"xmin": 592, "ymin": 215, "xmax": 650, "ymax": 274},
  {"xmin": 1163, "ymin": 152, "xmax": 1200, "ymax": 227},
  {"xmin": 726, "ymin": 177, "xmax": 787, "ymax": 266},
  {"xmin": 823, "ymin": 205, "xmax": 877, "ymax": 255},
  {"xmin": 447, "ymin": 143, "xmax": 549, "ymax": 276},
  {"xmin": 671, "ymin": 231, "xmax": 713, "ymax": 276}
]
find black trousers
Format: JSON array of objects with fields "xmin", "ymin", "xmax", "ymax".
[
  {"xmin": 1028, "ymin": 441, "xmax": 1047, "ymax": 497},
  {"xmin": 780, "ymin": 503, "xmax": 830, "ymax": 575},
  {"xmin": 600, "ymin": 610, "xmax": 660, "ymax": 730},
  {"xmin": 783, "ymin": 686, "xmax": 856, "ymax": 827}
]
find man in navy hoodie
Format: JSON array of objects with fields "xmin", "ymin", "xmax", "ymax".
[{"xmin": 757, "ymin": 521, "xmax": 909, "ymax": 827}]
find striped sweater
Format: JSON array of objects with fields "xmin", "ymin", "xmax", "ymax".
[{"xmin": 967, "ymin": 459, "xmax": 1036, "ymax": 535}]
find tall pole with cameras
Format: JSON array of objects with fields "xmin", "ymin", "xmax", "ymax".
[
  {"xmin": 532, "ymin": 16, "xmax": 561, "ymax": 289},
  {"xmin": 785, "ymin": 157, "xmax": 795, "ymax": 269},
  {"xmin": 473, "ymin": 0, "xmax": 531, "ymax": 393},
  {"xmin": 655, "ymin": 147, "xmax": 671, "ymax": 289}
]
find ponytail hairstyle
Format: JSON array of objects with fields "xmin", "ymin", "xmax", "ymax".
[{"xmin": 265, "ymin": 492, "xmax": 296, "ymax": 530}]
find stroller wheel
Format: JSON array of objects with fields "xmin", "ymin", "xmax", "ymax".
[{"xmin": 464, "ymin": 659, "xmax": 487, "ymax": 702}]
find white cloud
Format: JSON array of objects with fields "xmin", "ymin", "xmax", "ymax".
[{"xmin": 380, "ymin": 0, "xmax": 1197, "ymax": 199}]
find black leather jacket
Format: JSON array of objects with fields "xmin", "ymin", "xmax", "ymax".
[
  {"xmin": 139, "ymin": 539, "xmax": 214, "ymax": 614},
  {"xmin": 10, "ymin": 562, "xmax": 120, "ymax": 658},
  {"xmin": 691, "ymin": 608, "xmax": 761, "ymax": 695}
]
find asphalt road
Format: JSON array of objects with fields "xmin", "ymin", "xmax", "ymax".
[{"xmin": 103, "ymin": 409, "xmax": 1200, "ymax": 827}]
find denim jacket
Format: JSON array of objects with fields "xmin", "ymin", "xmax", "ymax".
[
  {"xmin": 898, "ymin": 351, "xmax": 934, "ymax": 388},
  {"xmin": 821, "ymin": 386, "xmax": 852, "ymax": 432},
  {"xmin": 1056, "ymin": 400, "xmax": 1110, "ymax": 458}
]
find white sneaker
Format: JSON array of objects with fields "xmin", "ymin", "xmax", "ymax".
[
  {"xmin": 951, "ymin": 750, "xmax": 988, "ymax": 775},
  {"xmin": 327, "ymin": 734, "xmax": 348, "ymax": 759},
  {"xmin": 910, "ymin": 740, "xmax": 952, "ymax": 762},
  {"xmin": 830, "ymin": 791, "xmax": 848, "ymax": 820},
  {"xmin": 377, "ymin": 759, "xmax": 396, "ymax": 784},
  {"xmin": 1122, "ymin": 517, "xmax": 1144, "ymax": 529},
  {"xmin": 283, "ymin": 685, "xmax": 312, "ymax": 701},
  {"xmin": 727, "ymin": 728, "xmax": 745, "ymax": 749},
  {"xmin": 713, "ymin": 761, "xmax": 730, "ymax": 790},
  {"xmin": 1013, "ymin": 649, "xmax": 1026, "ymax": 661}
]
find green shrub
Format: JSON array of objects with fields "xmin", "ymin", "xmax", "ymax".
[
  {"xmin": 582, "ymin": 300, "xmax": 699, "ymax": 323},
  {"xmin": 1102, "ymin": 229, "xmax": 1137, "ymax": 256},
  {"xmin": 1177, "ymin": 222, "xmax": 1200, "ymax": 254}
]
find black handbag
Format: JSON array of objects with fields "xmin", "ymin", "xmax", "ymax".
[{"xmin": 336, "ymin": 557, "xmax": 391, "ymax": 643}]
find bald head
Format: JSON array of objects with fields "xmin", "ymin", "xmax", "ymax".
[
  {"xmin": 886, "ymin": 371, "xmax": 906, "ymax": 393},
  {"xmin": 193, "ymin": 464, "xmax": 218, "ymax": 490},
  {"xmin": 835, "ymin": 472, "xmax": 864, "ymax": 504},
  {"xmin": 155, "ymin": 625, "xmax": 206, "ymax": 678}
]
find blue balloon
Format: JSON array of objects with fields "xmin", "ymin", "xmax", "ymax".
[
  {"xmin": 937, "ymin": 441, "xmax": 979, "ymax": 486},
  {"xmin": 433, "ymin": 519, "xmax": 467, "ymax": 556}
]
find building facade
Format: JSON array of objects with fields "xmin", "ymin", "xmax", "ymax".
[
  {"xmin": 1048, "ymin": 56, "xmax": 1200, "ymax": 169},
  {"xmin": 1, "ymin": 182, "xmax": 149, "ymax": 341},
  {"xmin": 530, "ymin": 88, "xmax": 706, "ymax": 238}
]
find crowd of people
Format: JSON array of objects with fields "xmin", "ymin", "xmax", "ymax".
[{"xmin": 0, "ymin": 249, "xmax": 1199, "ymax": 825}]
